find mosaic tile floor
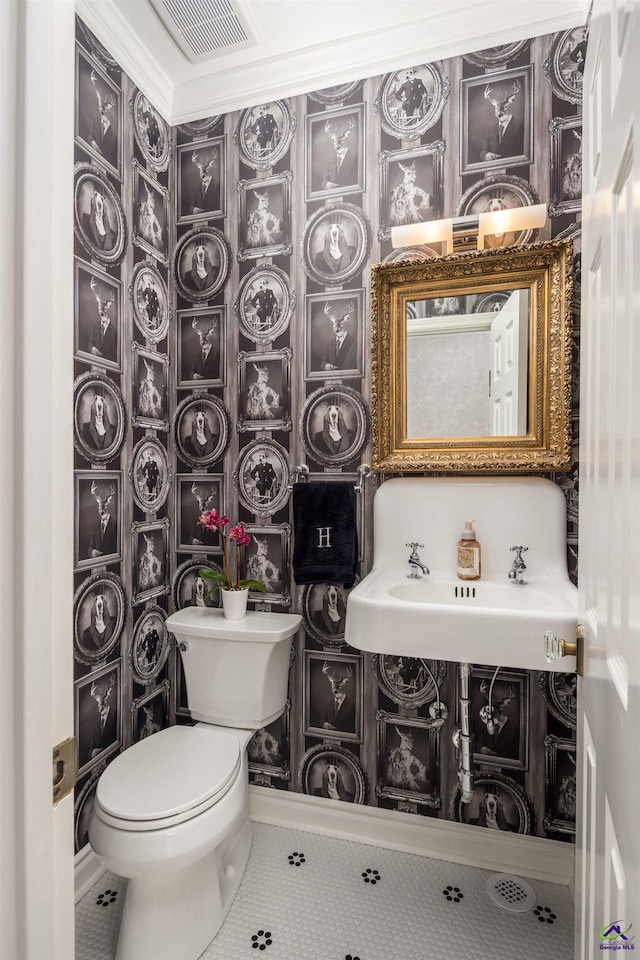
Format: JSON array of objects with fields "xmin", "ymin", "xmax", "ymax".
[{"xmin": 76, "ymin": 823, "xmax": 574, "ymax": 960}]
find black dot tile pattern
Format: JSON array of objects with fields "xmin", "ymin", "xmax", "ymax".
[
  {"xmin": 287, "ymin": 852, "xmax": 305, "ymax": 866},
  {"xmin": 345, "ymin": 955, "xmax": 361, "ymax": 960},
  {"xmin": 96, "ymin": 889, "xmax": 118, "ymax": 907},
  {"xmin": 534, "ymin": 906, "xmax": 558, "ymax": 924},
  {"xmin": 362, "ymin": 868, "xmax": 380, "ymax": 885},
  {"xmin": 251, "ymin": 930, "xmax": 273, "ymax": 950},
  {"xmin": 443, "ymin": 885, "xmax": 464, "ymax": 903}
]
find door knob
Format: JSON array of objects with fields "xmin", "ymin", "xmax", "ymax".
[{"xmin": 544, "ymin": 624, "xmax": 584, "ymax": 676}]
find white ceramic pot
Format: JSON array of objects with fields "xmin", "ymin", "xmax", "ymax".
[{"xmin": 220, "ymin": 588, "xmax": 249, "ymax": 620}]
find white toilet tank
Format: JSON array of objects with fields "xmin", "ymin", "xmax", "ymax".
[{"xmin": 166, "ymin": 608, "xmax": 301, "ymax": 728}]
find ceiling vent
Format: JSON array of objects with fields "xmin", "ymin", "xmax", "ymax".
[{"xmin": 149, "ymin": 0, "xmax": 258, "ymax": 62}]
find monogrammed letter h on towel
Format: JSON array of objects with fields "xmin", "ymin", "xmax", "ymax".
[{"xmin": 292, "ymin": 482, "xmax": 357, "ymax": 587}]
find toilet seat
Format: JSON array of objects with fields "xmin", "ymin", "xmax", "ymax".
[{"xmin": 95, "ymin": 725, "xmax": 242, "ymax": 832}]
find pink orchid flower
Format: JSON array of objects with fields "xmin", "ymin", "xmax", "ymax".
[{"xmin": 228, "ymin": 524, "xmax": 251, "ymax": 546}]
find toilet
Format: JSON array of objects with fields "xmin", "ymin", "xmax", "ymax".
[{"xmin": 89, "ymin": 607, "xmax": 301, "ymax": 960}]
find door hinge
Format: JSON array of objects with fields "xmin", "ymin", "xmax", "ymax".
[{"xmin": 53, "ymin": 737, "xmax": 76, "ymax": 805}]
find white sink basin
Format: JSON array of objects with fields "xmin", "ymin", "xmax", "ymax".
[{"xmin": 344, "ymin": 477, "xmax": 579, "ymax": 673}]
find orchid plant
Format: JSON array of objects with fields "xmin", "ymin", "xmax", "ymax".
[{"xmin": 197, "ymin": 510, "xmax": 266, "ymax": 595}]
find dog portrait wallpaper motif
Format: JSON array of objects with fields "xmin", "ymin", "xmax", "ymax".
[{"xmin": 73, "ymin": 16, "xmax": 583, "ymax": 851}]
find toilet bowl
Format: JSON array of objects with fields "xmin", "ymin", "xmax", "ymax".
[
  {"xmin": 89, "ymin": 608, "xmax": 301, "ymax": 960},
  {"xmin": 90, "ymin": 724, "xmax": 253, "ymax": 960}
]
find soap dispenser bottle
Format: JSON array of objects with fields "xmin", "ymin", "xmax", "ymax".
[{"xmin": 457, "ymin": 520, "xmax": 481, "ymax": 581}]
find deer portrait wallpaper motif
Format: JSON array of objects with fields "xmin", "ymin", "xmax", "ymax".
[{"xmin": 73, "ymin": 16, "xmax": 583, "ymax": 853}]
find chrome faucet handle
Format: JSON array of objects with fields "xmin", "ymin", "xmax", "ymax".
[
  {"xmin": 406, "ymin": 542, "xmax": 424, "ymax": 555},
  {"xmin": 508, "ymin": 545, "xmax": 528, "ymax": 584},
  {"xmin": 510, "ymin": 545, "xmax": 528, "ymax": 564}
]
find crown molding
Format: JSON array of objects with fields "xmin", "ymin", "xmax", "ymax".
[
  {"xmin": 75, "ymin": 0, "xmax": 174, "ymax": 122},
  {"xmin": 75, "ymin": 0, "xmax": 589, "ymax": 124}
]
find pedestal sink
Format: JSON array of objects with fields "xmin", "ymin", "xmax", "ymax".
[{"xmin": 344, "ymin": 477, "xmax": 578, "ymax": 673}]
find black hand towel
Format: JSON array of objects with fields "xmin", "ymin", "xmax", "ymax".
[{"xmin": 292, "ymin": 482, "xmax": 358, "ymax": 587}]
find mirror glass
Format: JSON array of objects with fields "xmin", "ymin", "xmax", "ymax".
[
  {"xmin": 405, "ymin": 288, "xmax": 530, "ymax": 438},
  {"xmin": 370, "ymin": 240, "xmax": 573, "ymax": 473}
]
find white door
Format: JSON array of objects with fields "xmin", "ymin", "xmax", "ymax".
[
  {"xmin": 578, "ymin": 1, "xmax": 640, "ymax": 955},
  {"xmin": 489, "ymin": 290, "xmax": 528, "ymax": 435},
  {"xmin": 0, "ymin": 3, "xmax": 75, "ymax": 957}
]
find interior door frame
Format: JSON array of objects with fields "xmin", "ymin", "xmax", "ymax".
[{"xmin": 0, "ymin": 2, "xmax": 76, "ymax": 957}]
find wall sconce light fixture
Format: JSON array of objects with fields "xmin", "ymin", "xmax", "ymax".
[{"xmin": 391, "ymin": 203, "xmax": 547, "ymax": 254}]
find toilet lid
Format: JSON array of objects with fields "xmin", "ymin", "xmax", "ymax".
[{"xmin": 96, "ymin": 725, "xmax": 241, "ymax": 822}]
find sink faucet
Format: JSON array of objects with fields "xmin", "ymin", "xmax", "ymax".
[
  {"xmin": 508, "ymin": 545, "xmax": 528, "ymax": 585},
  {"xmin": 406, "ymin": 542, "xmax": 429, "ymax": 578}
]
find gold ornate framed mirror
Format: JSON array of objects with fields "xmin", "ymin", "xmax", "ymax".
[{"xmin": 370, "ymin": 239, "xmax": 573, "ymax": 472}]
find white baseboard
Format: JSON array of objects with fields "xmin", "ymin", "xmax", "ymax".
[
  {"xmin": 74, "ymin": 789, "xmax": 575, "ymax": 901},
  {"xmin": 74, "ymin": 845, "xmax": 105, "ymax": 903},
  {"xmin": 249, "ymin": 787, "xmax": 575, "ymax": 888}
]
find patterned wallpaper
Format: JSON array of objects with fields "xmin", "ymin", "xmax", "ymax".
[{"xmin": 72, "ymin": 16, "xmax": 584, "ymax": 852}]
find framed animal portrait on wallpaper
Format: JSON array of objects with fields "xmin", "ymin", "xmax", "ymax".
[
  {"xmin": 240, "ymin": 523, "xmax": 291, "ymax": 606},
  {"xmin": 74, "ymin": 163, "xmax": 127, "ymax": 267},
  {"xmin": 129, "ymin": 605, "xmax": 169, "ymax": 684},
  {"xmin": 172, "ymin": 557, "xmax": 223, "ymax": 611},
  {"xmin": 73, "ymin": 570, "xmax": 126, "ymax": 666},
  {"xmin": 300, "ymin": 384, "xmax": 369, "ymax": 468},
  {"xmin": 305, "ymin": 102, "xmax": 365, "ymax": 202},
  {"xmin": 177, "ymin": 305, "xmax": 225, "ymax": 388},
  {"xmin": 549, "ymin": 117, "xmax": 583, "ymax": 217},
  {"xmin": 451, "ymin": 772, "xmax": 534, "ymax": 835},
  {"xmin": 74, "ymin": 259, "xmax": 122, "ymax": 371},
  {"xmin": 129, "ymin": 260, "xmax": 171, "ymax": 345},
  {"xmin": 466, "ymin": 667, "xmax": 529, "ymax": 771},
  {"xmin": 75, "ymin": 43, "xmax": 122, "ymax": 180},
  {"xmin": 376, "ymin": 713, "xmax": 441, "ymax": 808},
  {"xmin": 131, "ymin": 517, "xmax": 170, "ymax": 606},
  {"xmin": 372, "ymin": 655, "xmax": 446, "ymax": 710},
  {"xmin": 234, "ymin": 264, "xmax": 295, "ymax": 345},
  {"xmin": 307, "ymin": 80, "xmax": 364, "ymax": 106},
  {"xmin": 543, "ymin": 735, "xmax": 577, "ymax": 836},
  {"xmin": 304, "ymin": 290, "xmax": 365, "ymax": 382},
  {"xmin": 378, "ymin": 141, "xmax": 444, "ymax": 242},
  {"xmin": 74, "ymin": 470, "xmax": 122, "ymax": 571},
  {"xmin": 304, "ymin": 650, "xmax": 363, "ymax": 744},
  {"xmin": 543, "ymin": 26, "xmax": 587, "ymax": 105},
  {"xmin": 73, "ymin": 371, "xmax": 126, "ymax": 465},
  {"xmin": 302, "ymin": 577, "xmax": 360, "ymax": 649},
  {"xmin": 132, "ymin": 680, "xmax": 170, "ymax": 744},
  {"xmin": 174, "ymin": 393, "xmax": 230, "ymax": 469},
  {"xmin": 298, "ymin": 743, "xmax": 368, "ymax": 805},
  {"xmin": 176, "ymin": 473, "xmax": 224, "ymax": 555},
  {"xmin": 460, "ymin": 65, "xmax": 533, "ymax": 176},
  {"xmin": 232, "ymin": 438, "xmax": 291, "ymax": 519},
  {"xmin": 374, "ymin": 62, "xmax": 449, "ymax": 142},
  {"xmin": 129, "ymin": 436, "xmax": 172, "ymax": 513},
  {"xmin": 130, "ymin": 88, "xmax": 172, "ymax": 172},
  {"xmin": 237, "ymin": 172, "xmax": 293, "ymax": 261},
  {"xmin": 132, "ymin": 160, "xmax": 170, "ymax": 265},
  {"xmin": 177, "ymin": 116, "xmax": 223, "ymax": 137},
  {"xmin": 300, "ymin": 202, "xmax": 371, "ymax": 288},
  {"xmin": 131, "ymin": 342, "xmax": 169, "ymax": 431},
  {"xmin": 237, "ymin": 349, "xmax": 291, "ymax": 433},
  {"xmin": 233, "ymin": 100, "xmax": 296, "ymax": 171},
  {"xmin": 248, "ymin": 701, "xmax": 290, "ymax": 780},
  {"xmin": 75, "ymin": 659, "xmax": 121, "ymax": 777},
  {"xmin": 176, "ymin": 136, "xmax": 226, "ymax": 224},
  {"xmin": 174, "ymin": 226, "xmax": 231, "ymax": 303}
]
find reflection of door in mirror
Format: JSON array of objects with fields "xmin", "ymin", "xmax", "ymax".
[
  {"xmin": 489, "ymin": 290, "xmax": 529, "ymax": 436},
  {"xmin": 405, "ymin": 289, "xmax": 529, "ymax": 439}
]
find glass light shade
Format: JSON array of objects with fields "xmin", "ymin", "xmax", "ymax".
[
  {"xmin": 477, "ymin": 203, "xmax": 547, "ymax": 246},
  {"xmin": 391, "ymin": 219, "xmax": 453, "ymax": 249}
]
